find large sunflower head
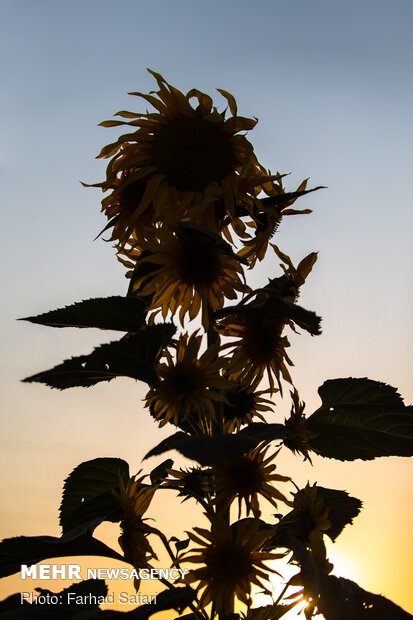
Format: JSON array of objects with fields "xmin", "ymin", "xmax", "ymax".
[
  {"xmin": 131, "ymin": 223, "xmax": 249, "ymax": 329},
  {"xmin": 95, "ymin": 70, "xmax": 267, "ymax": 248},
  {"xmin": 145, "ymin": 331, "xmax": 231, "ymax": 428},
  {"xmin": 185, "ymin": 517, "xmax": 281, "ymax": 613},
  {"xmin": 214, "ymin": 443, "xmax": 291, "ymax": 518}
]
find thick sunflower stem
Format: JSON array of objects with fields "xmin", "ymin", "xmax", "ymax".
[
  {"xmin": 206, "ymin": 307, "xmax": 234, "ymax": 620},
  {"xmin": 206, "ymin": 306, "xmax": 220, "ymax": 351},
  {"xmin": 206, "ymin": 305, "xmax": 224, "ymax": 436}
]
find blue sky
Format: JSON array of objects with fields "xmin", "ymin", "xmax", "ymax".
[{"xmin": 1, "ymin": 0, "xmax": 412, "ymax": 614}]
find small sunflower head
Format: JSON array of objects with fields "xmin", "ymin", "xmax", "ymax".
[
  {"xmin": 270, "ymin": 245, "xmax": 318, "ymax": 303},
  {"xmin": 113, "ymin": 473, "xmax": 156, "ymax": 522},
  {"xmin": 214, "ymin": 443, "xmax": 291, "ymax": 518},
  {"xmin": 112, "ymin": 474, "xmax": 158, "ymax": 582},
  {"xmin": 237, "ymin": 174, "xmax": 314, "ymax": 268},
  {"xmin": 145, "ymin": 331, "xmax": 231, "ymax": 427},
  {"xmin": 292, "ymin": 484, "xmax": 331, "ymax": 538},
  {"xmin": 165, "ymin": 467, "xmax": 213, "ymax": 503},
  {"xmin": 221, "ymin": 383, "xmax": 274, "ymax": 432},
  {"xmin": 289, "ymin": 483, "xmax": 333, "ymax": 572},
  {"xmin": 218, "ymin": 307, "xmax": 293, "ymax": 394},
  {"xmin": 96, "ymin": 173, "xmax": 156, "ymax": 247},
  {"xmin": 284, "ymin": 390, "xmax": 318, "ymax": 461},
  {"xmin": 131, "ymin": 223, "xmax": 248, "ymax": 328}
]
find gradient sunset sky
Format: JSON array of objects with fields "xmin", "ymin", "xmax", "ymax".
[{"xmin": 1, "ymin": 0, "xmax": 412, "ymax": 616}]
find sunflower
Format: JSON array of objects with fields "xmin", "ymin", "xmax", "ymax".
[
  {"xmin": 96, "ymin": 173, "xmax": 158, "ymax": 247},
  {"xmin": 289, "ymin": 483, "xmax": 333, "ymax": 572},
  {"xmin": 214, "ymin": 443, "xmax": 291, "ymax": 518},
  {"xmin": 112, "ymin": 474, "xmax": 158, "ymax": 589},
  {"xmin": 131, "ymin": 223, "xmax": 249, "ymax": 329},
  {"xmin": 185, "ymin": 517, "xmax": 281, "ymax": 613},
  {"xmin": 283, "ymin": 390, "xmax": 318, "ymax": 462},
  {"xmin": 164, "ymin": 466, "xmax": 213, "ymax": 504},
  {"xmin": 145, "ymin": 331, "xmax": 231, "ymax": 427},
  {"xmin": 221, "ymin": 382, "xmax": 275, "ymax": 432},
  {"xmin": 269, "ymin": 245, "xmax": 318, "ymax": 303},
  {"xmin": 238, "ymin": 174, "xmax": 314, "ymax": 268},
  {"xmin": 216, "ymin": 245, "xmax": 320, "ymax": 393},
  {"xmin": 95, "ymin": 69, "xmax": 267, "ymax": 248},
  {"xmin": 218, "ymin": 306, "xmax": 293, "ymax": 394}
]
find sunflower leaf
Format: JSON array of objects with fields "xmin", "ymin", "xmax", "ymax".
[
  {"xmin": 215, "ymin": 297, "xmax": 322, "ymax": 336},
  {"xmin": 59, "ymin": 458, "xmax": 130, "ymax": 533},
  {"xmin": 0, "ymin": 533, "xmax": 123, "ymax": 579},
  {"xmin": 132, "ymin": 586, "xmax": 196, "ymax": 618},
  {"xmin": 20, "ymin": 296, "xmax": 147, "ymax": 332},
  {"xmin": 22, "ymin": 324, "xmax": 175, "ymax": 389},
  {"xmin": 0, "ymin": 593, "xmax": 30, "ymax": 611},
  {"xmin": 43, "ymin": 579, "xmax": 108, "ymax": 609},
  {"xmin": 174, "ymin": 538, "xmax": 190, "ymax": 552},
  {"xmin": 320, "ymin": 576, "xmax": 413, "ymax": 620},
  {"xmin": 144, "ymin": 432, "xmax": 260, "ymax": 466},
  {"xmin": 150, "ymin": 459, "xmax": 174, "ymax": 484},
  {"xmin": 306, "ymin": 378, "xmax": 413, "ymax": 460},
  {"xmin": 0, "ymin": 580, "xmax": 108, "ymax": 614}
]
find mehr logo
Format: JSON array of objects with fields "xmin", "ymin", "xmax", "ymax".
[
  {"xmin": 21, "ymin": 565, "xmax": 82, "ymax": 580},
  {"xmin": 20, "ymin": 564, "xmax": 188, "ymax": 580}
]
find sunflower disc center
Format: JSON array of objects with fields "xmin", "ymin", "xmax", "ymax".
[
  {"xmin": 171, "ymin": 373, "xmax": 196, "ymax": 396},
  {"xmin": 178, "ymin": 236, "xmax": 223, "ymax": 287},
  {"xmin": 232, "ymin": 459, "xmax": 263, "ymax": 492},
  {"xmin": 211, "ymin": 544, "xmax": 253, "ymax": 581},
  {"xmin": 152, "ymin": 117, "xmax": 236, "ymax": 191}
]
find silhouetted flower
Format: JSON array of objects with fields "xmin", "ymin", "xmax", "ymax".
[
  {"xmin": 145, "ymin": 332, "xmax": 230, "ymax": 426},
  {"xmin": 214, "ymin": 444, "xmax": 291, "ymax": 517},
  {"xmin": 291, "ymin": 483, "xmax": 333, "ymax": 572},
  {"xmin": 221, "ymin": 383, "xmax": 275, "ymax": 432},
  {"xmin": 284, "ymin": 390, "xmax": 318, "ymax": 462},
  {"xmin": 132, "ymin": 224, "xmax": 248, "ymax": 328},
  {"xmin": 165, "ymin": 467, "xmax": 213, "ymax": 503},
  {"xmin": 113, "ymin": 474, "xmax": 158, "ymax": 589},
  {"xmin": 219, "ymin": 308, "xmax": 293, "ymax": 393},
  {"xmin": 185, "ymin": 517, "xmax": 281, "ymax": 612},
  {"xmin": 95, "ymin": 70, "xmax": 264, "ymax": 248},
  {"xmin": 238, "ymin": 175, "xmax": 313, "ymax": 268}
]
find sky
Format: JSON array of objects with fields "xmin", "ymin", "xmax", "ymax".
[{"xmin": 1, "ymin": 0, "xmax": 412, "ymax": 616}]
